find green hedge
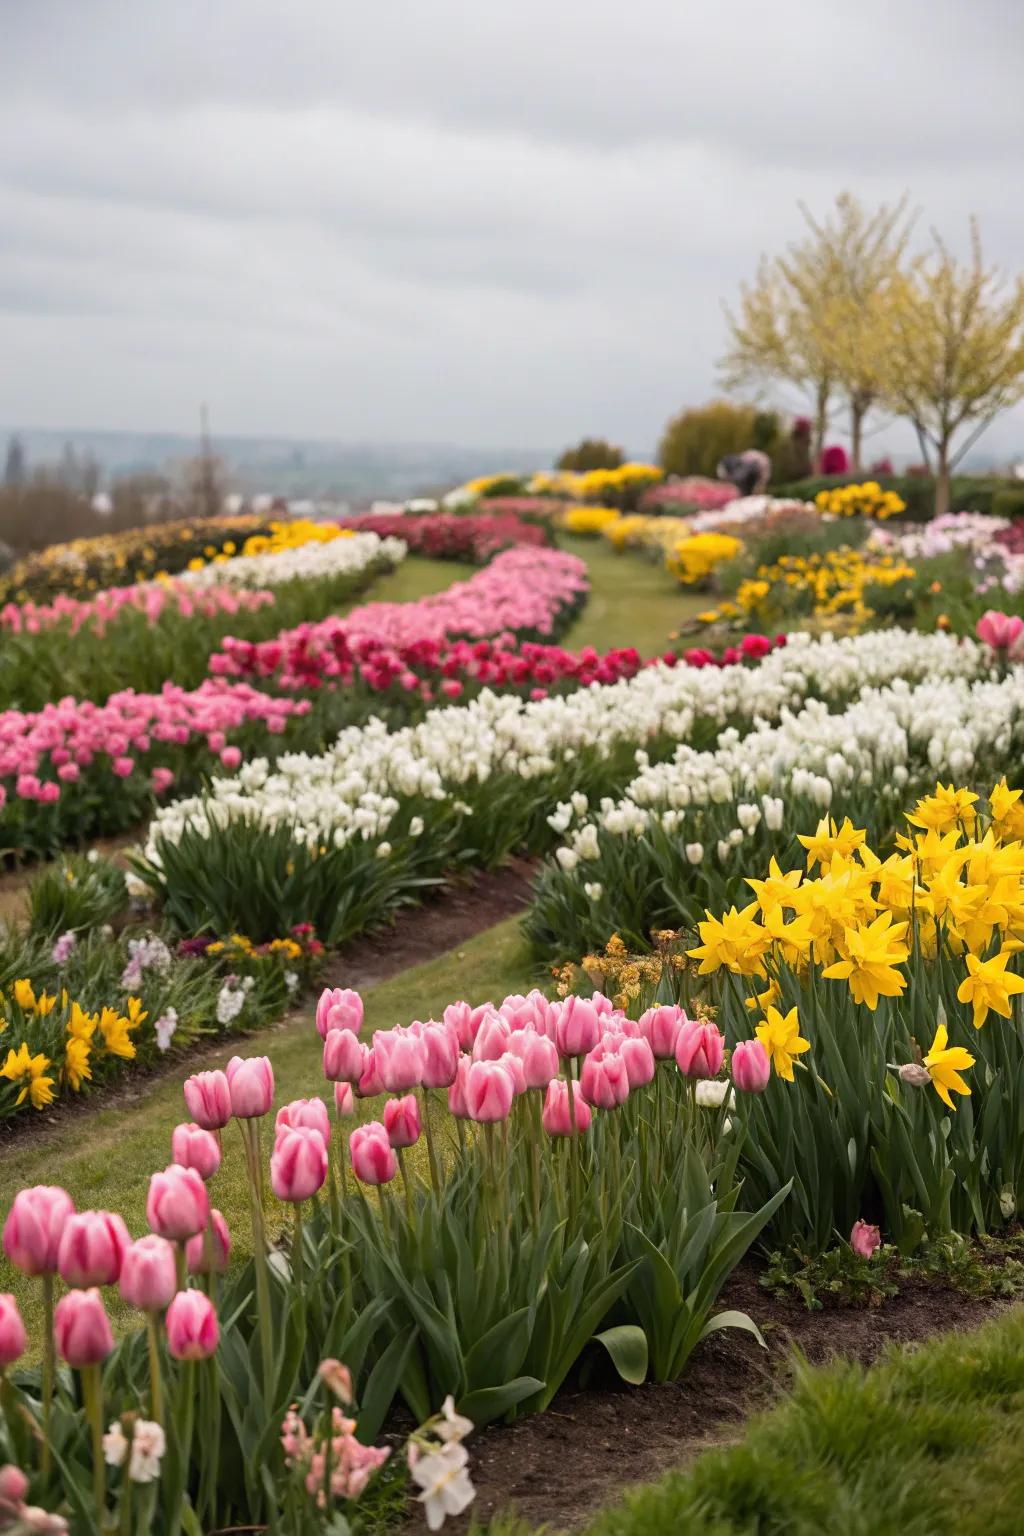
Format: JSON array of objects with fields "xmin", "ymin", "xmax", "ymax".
[{"xmin": 771, "ymin": 474, "xmax": 1015, "ymax": 519}]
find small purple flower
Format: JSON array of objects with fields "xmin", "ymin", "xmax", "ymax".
[{"xmin": 51, "ymin": 930, "xmax": 77, "ymax": 966}]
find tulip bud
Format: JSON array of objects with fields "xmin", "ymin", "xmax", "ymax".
[
  {"xmin": 333, "ymin": 1083, "xmax": 356, "ymax": 1117},
  {"xmin": 183, "ymin": 1070, "xmax": 232, "ymax": 1130},
  {"xmin": 146, "ymin": 1166, "xmax": 209, "ymax": 1243},
  {"xmin": 58, "ymin": 1211, "xmax": 130, "ymax": 1288},
  {"xmin": 898, "ymin": 1062, "xmax": 931, "ymax": 1088},
  {"xmin": 383, "ymin": 1094, "xmax": 421, "ymax": 1148},
  {"xmin": 542, "ymin": 1079, "xmax": 592, "ymax": 1137},
  {"xmin": 372, "ymin": 1030, "xmax": 424, "ymax": 1093},
  {"xmin": 171, "ymin": 1123, "xmax": 221, "ymax": 1181},
  {"xmin": 580, "ymin": 1047, "xmax": 630, "ymax": 1110},
  {"xmin": 323, "ymin": 1028, "xmax": 365, "ymax": 1083},
  {"xmin": 54, "ymin": 1288, "xmax": 114, "ymax": 1367},
  {"xmin": 731, "ymin": 1039, "xmax": 771, "ymax": 1094},
  {"xmin": 271, "ymin": 1126, "xmax": 328, "ymax": 1203},
  {"xmin": 165, "ymin": 1289, "xmax": 219, "ymax": 1361},
  {"xmin": 554, "ymin": 995, "xmax": 601, "ymax": 1058},
  {"xmin": 443, "ymin": 1000, "xmax": 491, "ymax": 1051},
  {"xmin": 119, "ymin": 1235, "xmax": 177, "ymax": 1313},
  {"xmin": 186, "ymin": 1210, "xmax": 231, "ymax": 1276},
  {"xmin": 471, "ymin": 1012, "xmax": 510, "ymax": 1062},
  {"xmin": 349, "ymin": 1123, "xmax": 397, "ymax": 1185},
  {"xmin": 504, "ymin": 1027, "xmax": 559, "ymax": 1090},
  {"xmin": 637, "ymin": 1004, "xmax": 683, "ymax": 1060},
  {"xmin": 315, "ymin": 986, "xmax": 363, "ymax": 1040},
  {"xmin": 0, "ymin": 1294, "xmax": 27, "ymax": 1368},
  {"xmin": 354, "ymin": 1046, "xmax": 383, "ymax": 1099},
  {"xmin": 675, "ymin": 1020, "xmax": 725, "ymax": 1079},
  {"xmin": 226, "ymin": 1055, "xmax": 274, "ymax": 1118},
  {"xmin": 416, "ymin": 1022, "xmax": 460, "ymax": 1088},
  {"xmin": 447, "ymin": 1056, "xmax": 471, "ymax": 1118},
  {"xmin": 2, "ymin": 1186, "xmax": 75, "ymax": 1277},
  {"xmin": 465, "ymin": 1060, "xmax": 515, "ymax": 1122},
  {"xmin": 850, "ymin": 1220, "xmax": 881, "ymax": 1260},
  {"xmin": 275, "ymin": 1097, "xmax": 331, "ymax": 1147},
  {"xmin": 619, "ymin": 1035, "xmax": 656, "ymax": 1088},
  {"xmin": 0, "ymin": 1464, "xmax": 28, "ymax": 1504}
]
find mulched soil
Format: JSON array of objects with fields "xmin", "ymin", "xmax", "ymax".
[
  {"xmin": 0, "ymin": 858, "xmax": 537, "ymax": 1150},
  {"xmin": 407, "ymin": 1259, "xmax": 1005, "ymax": 1534}
]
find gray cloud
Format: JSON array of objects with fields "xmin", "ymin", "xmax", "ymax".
[{"xmin": 1, "ymin": 0, "xmax": 1022, "ymax": 459}]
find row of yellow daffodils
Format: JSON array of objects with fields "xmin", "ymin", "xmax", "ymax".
[
  {"xmin": 0, "ymin": 980, "xmax": 146, "ymax": 1110},
  {"xmin": 815, "ymin": 481, "xmax": 907, "ymax": 520}
]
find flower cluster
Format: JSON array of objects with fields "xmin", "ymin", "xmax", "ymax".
[
  {"xmin": 0, "ymin": 982, "xmax": 147, "ymax": 1112},
  {"xmin": 699, "ymin": 546, "xmax": 916, "ymax": 630},
  {"xmin": 639, "ymin": 478, "xmax": 738, "ymax": 513},
  {"xmin": 0, "ymin": 580, "xmax": 273, "ymax": 638},
  {"xmin": 341, "ymin": 510, "xmax": 550, "ymax": 562},
  {"xmin": 182, "ymin": 528, "xmax": 406, "ymax": 588},
  {"xmin": 667, "ymin": 531, "xmax": 743, "ymax": 586},
  {"xmin": 814, "ymin": 481, "xmax": 907, "ymax": 519}
]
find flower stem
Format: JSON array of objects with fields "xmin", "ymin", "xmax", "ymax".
[
  {"xmin": 147, "ymin": 1312, "xmax": 163, "ymax": 1424},
  {"xmin": 40, "ymin": 1274, "xmax": 54, "ymax": 1481},
  {"xmin": 81, "ymin": 1364, "xmax": 105, "ymax": 1526}
]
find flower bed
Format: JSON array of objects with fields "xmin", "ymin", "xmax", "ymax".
[
  {"xmin": 340, "ymin": 510, "xmax": 550, "ymax": 562},
  {"xmin": 180, "ymin": 529, "xmax": 407, "ymax": 588}
]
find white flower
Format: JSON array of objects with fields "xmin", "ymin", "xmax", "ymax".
[
  {"xmin": 685, "ymin": 842, "xmax": 704, "ymax": 865},
  {"xmin": 154, "ymin": 1009, "xmax": 178, "ymax": 1052},
  {"xmin": 376, "ymin": 842, "xmax": 392, "ymax": 859},
  {"xmin": 556, "ymin": 847, "xmax": 579, "ymax": 872},
  {"xmin": 103, "ymin": 1422, "xmax": 128, "ymax": 1467},
  {"xmin": 410, "ymin": 1442, "xmax": 476, "ymax": 1531},
  {"xmin": 436, "ymin": 1395, "xmax": 474, "ymax": 1444},
  {"xmin": 583, "ymin": 882, "xmax": 603, "ymax": 901},
  {"xmin": 128, "ymin": 1419, "xmax": 166, "ymax": 1484},
  {"xmin": 695, "ymin": 1080, "xmax": 734, "ymax": 1109},
  {"xmin": 285, "ymin": 971, "xmax": 299, "ymax": 992},
  {"xmin": 409, "ymin": 817, "xmax": 424, "ymax": 837}
]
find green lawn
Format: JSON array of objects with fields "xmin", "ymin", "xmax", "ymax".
[
  {"xmin": 558, "ymin": 533, "xmax": 706, "ymax": 656},
  {"xmin": 0, "ymin": 916, "xmax": 535, "ymax": 1347},
  {"xmin": 359, "ymin": 553, "xmax": 478, "ymax": 605}
]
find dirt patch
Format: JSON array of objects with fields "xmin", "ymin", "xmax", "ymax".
[
  {"xmin": 411, "ymin": 1260, "xmax": 1004, "ymax": 1535},
  {"xmin": 0, "ymin": 859, "xmax": 536, "ymax": 1152}
]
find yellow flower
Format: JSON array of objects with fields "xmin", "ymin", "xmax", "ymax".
[
  {"xmin": 34, "ymin": 991, "xmax": 57, "ymax": 1017},
  {"xmin": 922, "ymin": 1022, "xmax": 974, "ymax": 1110},
  {"xmin": 125, "ymin": 996, "xmax": 148, "ymax": 1029},
  {"xmin": 0, "ymin": 1043, "xmax": 56, "ymax": 1108},
  {"xmin": 745, "ymin": 980, "xmax": 782, "ymax": 1013},
  {"xmin": 63, "ymin": 1036, "xmax": 92, "ymax": 1093},
  {"xmin": 798, "ymin": 816, "xmax": 866, "ymax": 871},
  {"xmin": 67, "ymin": 1001, "xmax": 97, "ymax": 1040},
  {"xmin": 688, "ymin": 903, "xmax": 770, "ymax": 977},
  {"xmin": 12, "ymin": 979, "xmax": 36, "ymax": 1012},
  {"xmin": 956, "ymin": 949, "xmax": 1024, "ymax": 1029},
  {"xmin": 98, "ymin": 1008, "xmax": 136, "ymax": 1061},
  {"xmin": 822, "ymin": 911, "xmax": 909, "ymax": 1010},
  {"xmin": 754, "ymin": 1006, "xmax": 810, "ymax": 1082},
  {"xmin": 745, "ymin": 858, "xmax": 802, "ymax": 918},
  {"xmin": 906, "ymin": 783, "xmax": 978, "ymax": 834}
]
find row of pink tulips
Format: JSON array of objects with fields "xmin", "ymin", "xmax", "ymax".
[{"xmin": 0, "ymin": 580, "xmax": 273, "ymax": 638}]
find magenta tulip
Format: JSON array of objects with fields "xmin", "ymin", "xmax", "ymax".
[
  {"xmin": 977, "ymin": 609, "xmax": 1024, "ymax": 651},
  {"xmin": 226, "ymin": 1055, "xmax": 274, "ymax": 1118},
  {"xmin": 465, "ymin": 1060, "xmax": 515, "ymax": 1122},
  {"xmin": 271, "ymin": 1126, "xmax": 328, "ymax": 1203},
  {"xmin": 182, "ymin": 1070, "xmax": 232, "ymax": 1130},
  {"xmin": 171, "ymin": 1123, "xmax": 221, "ymax": 1181},
  {"xmin": 372, "ymin": 1030, "xmax": 424, "ymax": 1093},
  {"xmin": 0, "ymin": 1295, "xmax": 27, "ymax": 1368},
  {"xmin": 638, "ymin": 1004, "xmax": 683, "ymax": 1060},
  {"xmin": 442, "ymin": 1000, "xmax": 491, "ymax": 1050},
  {"xmin": 118, "ymin": 1235, "xmax": 177, "ymax": 1312},
  {"xmin": 0, "ymin": 1464, "xmax": 28, "ymax": 1504},
  {"xmin": 850, "ymin": 1220, "xmax": 881, "ymax": 1259},
  {"xmin": 275, "ymin": 1097, "xmax": 331, "ymax": 1147},
  {"xmin": 553, "ymin": 995, "xmax": 601, "ymax": 1058},
  {"xmin": 166, "ymin": 1289, "xmax": 219, "ymax": 1361},
  {"xmin": 54, "ymin": 1289, "xmax": 114, "ymax": 1367},
  {"xmin": 675, "ymin": 1020, "xmax": 726, "ymax": 1079},
  {"xmin": 323, "ymin": 1028, "xmax": 365, "ymax": 1083},
  {"xmin": 349, "ymin": 1123, "xmax": 397, "ymax": 1185},
  {"xmin": 146, "ymin": 1166, "xmax": 209, "ymax": 1242},
  {"xmin": 315, "ymin": 986, "xmax": 364, "ymax": 1040},
  {"xmin": 383, "ymin": 1094, "xmax": 421, "ymax": 1148},
  {"xmin": 58, "ymin": 1211, "xmax": 130, "ymax": 1288},
  {"xmin": 731, "ymin": 1039, "xmax": 771, "ymax": 1094},
  {"xmin": 542, "ymin": 1079, "xmax": 592, "ymax": 1137},
  {"xmin": 2, "ymin": 1186, "xmax": 75, "ymax": 1277},
  {"xmin": 186, "ymin": 1210, "xmax": 231, "ymax": 1276}
]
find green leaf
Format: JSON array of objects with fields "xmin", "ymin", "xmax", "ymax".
[
  {"xmin": 457, "ymin": 1375, "xmax": 546, "ymax": 1427},
  {"xmin": 698, "ymin": 1309, "xmax": 767, "ymax": 1349},
  {"xmin": 358, "ymin": 1324, "xmax": 418, "ymax": 1442},
  {"xmin": 593, "ymin": 1324, "xmax": 649, "ymax": 1385}
]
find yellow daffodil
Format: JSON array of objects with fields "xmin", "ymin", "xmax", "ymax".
[
  {"xmin": 745, "ymin": 858, "xmax": 802, "ymax": 918},
  {"xmin": 688, "ymin": 903, "xmax": 770, "ymax": 977},
  {"xmin": 906, "ymin": 783, "xmax": 978, "ymax": 834},
  {"xmin": 822, "ymin": 911, "xmax": 909, "ymax": 1010},
  {"xmin": 63, "ymin": 1037, "xmax": 92, "ymax": 1093},
  {"xmin": 98, "ymin": 1008, "xmax": 137, "ymax": 1061},
  {"xmin": 798, "ymin": 816, "xmax": 867, "ymax": 871},
  {"xmin": 67, "ymin": 1002, "xmax": 97, "ymax": 1040},
  {"xmin": 956, "ymin": 949, "xmax": 1024, "ymax": 1029},
  {"xmin": 12, "ymin": 979, "xmax": 36, "ymax": 1012},
  {"xmin": 755, "ymin": 1005, "xmax": 810, "ymax": 1082},
  {"xmin": 0, "ymin": 1043, "xmax": 55, "ymax": 1108},
  {"xmin": 922, "ymin": 1022, "xmax": 974, "ymax": 1110}
]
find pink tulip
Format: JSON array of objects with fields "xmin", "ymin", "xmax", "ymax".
[
  {"xmin": 499, "ymin": 993, "xmax": 547, "ymax": 1033},
  {"xmin": 731, "ymin": 1039, "xmax": 771, "ymax": 1094},
  {"xmin": 383, "ymin": 1094, "xmax": 421, "ymax": 1148},
  {"xmin": 147, "ymin": 1165, "xmax": 209, "ymax": 1242},
  {"xmin": 354, "ymin": 1047, "xmax": 384, "ymax": 1099},
  {"xmin": 553, "ymin": 996, "xmax": 601, "ymax": 1058},
  {"xmin": 171, "ymin": 1123, "xmax": 222, "ymax": 1181},
  {"xmin": 118, "ymin": 1235, "xmax": 177, "ymax": 1312},
  {"xmin": 505, "ymin": 1027, "xmax": 559, "ymax": 1090},
  {"xmin": 416, "ymin": 1022, "xmax": 460, "ymax": 1088},
  {"xmin": 0, "ymin": 1464, "xmax": 28, "ymax": 1504},
  {"xmin": 276, "ymin": 1097, "xmax": 331, "ymax": 1147},
  {"xmin": 226, "ymin": 1055, "xmax": 275, "ymax": 1118},
  {"xmin": 580, "ymin": 1047, "xmax": 630, "ymax": 1109},
  {"xmin": 542, "ymin": 1079, "xmax": 592, "ymax": 1137},
  {"xmin": 54, "ymin": 1289, "xmax": 114, "ymax": 1367},
  {"xmin": 976, "ymin": 610, "xmax": 1024, "ymax": 651},
  {"xmin": 186, "ymin": 1210, "xmax": 231, "ymax": 1276},
  {"xmin": 619, "ymin": 1035, "xmax": 656, "ymax": 1089},
  {"xmin": 271, "ymin": 1126, "xmax": 328, "ymax": 1203},
  {"xmin": 166, "ymin": 1290, "xmax": 219, "ymax": 1361},
  {"xmin": 220, "ymin": 745, "xmax": 242, "ymax": 770},
  {"xmin": 333, "ymin": 1083, "xmax": 356, "ymax": 1117},
  {"xmin": 183, "ymin": 1070, "xmax": 232, "ymax": 1130},
  {"xmin": 315, "ymin": 987, "xmax": 364, "ymax": 1040},
  {"xmin": 323, "ymin": 1028, "xmax": 365, "ymax": 1083},
  {"xmin": 3, "ymin": 1186, "xmax": 75, "ymax": 1276},
  {"xmin": 497, "ymin": 1051, "xmax": 527, "ymax": 1095},
  {"xmin": 675, "ymin": 1020, "xmax": 726, "ymax": 1080},
  {"xmin": 465, "ymin": 1060, "xmax": 515, "ymax": 1122},
  {"xmin": 471, "ymin": 1011, "xmax": 511, "ymax": 1062},
  {"xmin": 638, "ymin": 1004, "xmax": 684, "ymax": 1060},
  {"xmin": 372, "ymin": 1030, "xmax": 424, "ymax": 1092},
  {"xmin": 58, "ymin": 1211, "xmax": 130, "ymax": 1288},
  {"xmin": 442, "ymin": 1000, "xmax": 492, "ymax": 1050},
  {"xmin": 0, "ymin": 1295, "xmax": 27, "ymax": 1368},
  {"xmin": 349, "ymin": 1123, "xmax": 397, "ymax": 1185},
  {"xmin": 447, "ymin": 1056, "xmax": 471, "ymax": 1118},
  {"xmin": 850, "ymin": 1220, "xmax": 881, "ymax": 1260}
]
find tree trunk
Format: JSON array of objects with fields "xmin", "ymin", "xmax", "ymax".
[
  {"xmin": 850, "ymin": 402, "xmax": 864, "ymax": 475},
  {"xmin": 934, "ymin": 446, "xmax": 951, "ymax": 519},
  {"xmin": 812, "ymin": 383, "xmax": 829, "ymax": 472}
]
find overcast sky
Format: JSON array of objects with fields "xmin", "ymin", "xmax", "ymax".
[{"xmin": 2, "ymin": 0, "xmax": 1023, "ymax": 460}]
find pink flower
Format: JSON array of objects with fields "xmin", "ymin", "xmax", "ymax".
[
  {"xmin": 542, "ymin": 1079, "xmax": 592, "ymax": 1137},
  {"xmin": 220, "ymin": 746, "xmax": 242, "ymax": 770},
  {"xmin": 553, "ymin": 995, "xmax": 601, "ymax": 1058},
  {"xmin": 118, "ymin": 1235, "xmax": 178, "ymax": 1313},
  {"xmin": 333, "ymin": 1082, "xmax": 356, "ymax": 1117},
  {"xmin": 505, "ymin": 1027, "xmax": 559, "ymax": 1090},
  {"xmin": 112, "ymin": 756, "xmax": 134, "ymax": 778},
  {"xmin": 183, "ymin": 1070, "xmax": 232, "ymax": 1130},
  {"xmin": 442, "ymin": 1001, "xmax": 492, "ymax": 1050},
  {"xmin": 271, "ymin": 1126, "xmax": 328, "ymax": 1203},
  {"xmin": 447, "ymin": 1056, "xmax": 471, "ymax": 1118},
  {"xmin": 323, "ymin": 1028, "xmax": 365, "ymax": 1084},
  {"xmin": 465, "ymin": 1060, "xmax": 515, "ymax": 1122},
  {"xmin": 416, "ymin": 1021, "xmax": 460, "ymax": 1088},
  {"xmin": 470, "ymin": 1011, "xmax": 510, "ymax": 1062},
  {"xmin": 186, "ymin": 1210, "xmax": 231, "ymax": 1276},
  {"xmin": 976, "ymin": 610, "xmax": 1024, "ymax": 651},
  {"xmin": 315, "ymin": 987, "xmax": 364, "ymax": 1040},
  {"xmin": 349, "ymin": 1123, "xmax": 397, "ymax": 1185},
  {"xmin": 151, "ymin": 767, "xmax": 175, "ymax": 794},
  {"xmin": 619, "ymin": 1035, "xmax": 656, "ymax": 1088},
  {"xmin": 2, "ymin": 1186, "xmax": 75, "ymax": 1276},
  {"xmin": 638, "ymin": 1004, "xmax": 683, "ymax": 1060},
  {"xmin": 171, "ymin": 1123, "xmax": 222, "ymax": 1181},
  {"xmin": 166, "ymin": 1289, "xmax": 219, "ymax": 1360},
  {"xmin": 147, "ymin": 1165, "xmax": 209, "ymax": 1242},
  {"xmin": 0, "ymin": 1464, "xmax": 28, "ymax": 1505},
  {"xmin": 58, "ymin": 1210, "xmax": 130, "ymax": 1288},
  {"xmin": 674, "ymin": 1020, "xmax": 726, "ymax": 1080},
  {"xmin": 355, "ymin": 1047, "xmax": 384, "ymax": 1099},
  {"xmin": 580, "ymin": 1047, "xmax": 630, "ymax": 1109},
  {"xmin": 850, "ymin": 1220, "xmax": 881, "ymax": 1260},
  {"xmin": 372, "ymin": 1030, "xmax": 424, "ymax": 1092},
  {"xmin": 0, "ymin": 1295, "xmax": 27, "ymax": 1368},
  {"xmin": 731, "ymin": 1039, "xmax": 771, "ymax": 1094},
  {"xmin": 276, "ymin": 1097, "xmax": 331, "ymax": 1147},
  {"xmin": 226, "ymin": 1055, "xmax": 275, "ymax": 1118},
  {"xmin": 54, "ymin": 1289, "xmax": 114, "ymax": 1367},
  {"xmin": 383, "ymin": 1094, "xmax": 421, "ymax": 1148}
]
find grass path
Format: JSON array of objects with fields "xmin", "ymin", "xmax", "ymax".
[{"xmin": 558, "ymin": 533, "xmax": 706, "ymax": 656}]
